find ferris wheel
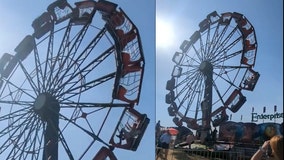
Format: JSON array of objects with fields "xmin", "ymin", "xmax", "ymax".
[
  {"xmin": 0, "ymin": 0, "xmax": 149, "ymax": 159},
  {"xmin": 165, "ymin": 11, "xmax": 259, "ymax": 141}
]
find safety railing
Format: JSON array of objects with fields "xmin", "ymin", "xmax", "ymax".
[{"xmin": 156, "ymin": 147, "xmax": 259, "ymax": 160}]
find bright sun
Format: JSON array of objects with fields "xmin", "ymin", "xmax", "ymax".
[{"xmin": 156, "ymin": 17, "xmax": 175, "ymax": 50}]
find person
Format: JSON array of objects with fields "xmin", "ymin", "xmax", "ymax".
[
  {"xmin": 156, "ymin": 129, "xmax": 172, "ymax": 160},
  {"xmin": 156, "ymin": 120, "xmax": 161, "ymax": 131},
  {"xmin": 175, "ymin": 132, "xmax": 195, "ymax": 149},
  {"xmin": 251, "ymin": 135, "xmax": 283, "ymax": 160},
  {"xmin": 185, "ymin": 133, "xmax": 195, "ymax": 149},
  {"xmin": 116, "ymin": 123, "xmax": 140, "ymax": 144},
  {"xmin": 156, "ymin": 120, "xmax": 161, "ymax": 141},
  {"xmin": 211, "ymin": 128, "xmax": 217, "ymax": 142},
  {"xmin": 204, "ymin": 131, "xmax": 213, "ymax": 146}
]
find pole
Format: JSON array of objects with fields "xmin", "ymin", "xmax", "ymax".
[{"xmin": 199, "ymin": 61, "xmax": 213, "ymax": 143}]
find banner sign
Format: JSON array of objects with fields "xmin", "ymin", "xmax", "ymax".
[{"xmin": 251, "ymin": 112, "xmax": 283, "ymax": 122}]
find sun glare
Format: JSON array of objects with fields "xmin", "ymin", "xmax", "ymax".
[{"xmin": 156, "ymin": 17, "xmax": 175, "ymax": 50}]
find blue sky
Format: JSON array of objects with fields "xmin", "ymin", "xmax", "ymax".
[
  {"xmin": 0, "ymin": 0, "xmax": 155, "ymax": 159},
  {"xmin": 0, "ymin": 0, "xmax": 282, "ymax": 160},
  {"xmin": 156, "ymin": 0, "xmax": 283, "ymax": 128}
]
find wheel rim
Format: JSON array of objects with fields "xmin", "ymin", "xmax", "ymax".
[{"xmin": 166, "ymin": 11, "xmax": 259, "ymax": 142}]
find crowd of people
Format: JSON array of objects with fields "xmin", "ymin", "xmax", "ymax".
[{"xmin": 155, "ymin": 120, "xmax": 283, "ymax": 160}]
